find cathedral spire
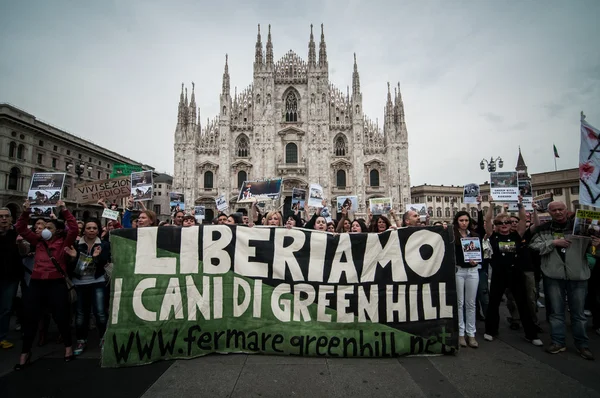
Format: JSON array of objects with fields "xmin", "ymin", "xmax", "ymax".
[
  {"xmin": 184, "ymin": 87, "xmax": 188, "ymax": 106},
  {"xmin": 318, "ymin": 23, "xmax": 328, "ymax": 68},
  {"xmin": 176, "ymin": 83, "xmax": 185, "ymax": 127},
  {"xmin": 222, "ymin": 54, "xmax": 230, "ymax": 95},
  {"xmin": 266, "ymin": 24, "xmax": 273, "ymax": 67},
  {"xmin": 189, "ymin": 82, "xmax": 197, "ymax": 128},
  {"xmin": 308, "ymin": 24, "xmax": 316, "ymax": 68},
  {"xmin": 352, "ymin": 53, "xmax": 360, "ymax": 94},
  {"xmin": 255, "ymin": 24, "xmax": 263, "ymax": 67}
]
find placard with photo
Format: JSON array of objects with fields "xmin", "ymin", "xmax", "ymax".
[
  {"xmin": 508, "ymin": 179, "xmax": 533, "ymax": 211},
  {"xmin": 490, "ymin": 171, "xmax": 519, "ymax": 202},
  {"xmin": 460, "ymin": 237, "xmax": 482, "ymax": 262},
  {"xmin": 405, "ymin": 203, "xmax": 428, "ymax": 222},
  {"xmin": 369, "ymin": 197, "xmax": 392, "ymax": 215},
  {"xmin": 307, "ymin": 184, "xmax": 324, "ymax": 208},
  {"xmin": 463, "ymin": 183, "xmax": 480, "ymax": 204},
  {"xmin": 237, "ymin": 178, "xmax": 282, "ymax": 203},
  {"xmin": 169, "ymin": 192, "xmax": 185, "ymax": 212},
  {"xmin": 194, "ymin": 205, "xmax": 205, "ymax": 221},
  {"xmin": 291, "ymin": 188, "xmax": 307, "ymax": 211},
  {"xmin": 27, "ymin": 172, "xmax": 66, "ymax": 216},
  {"xmin": 131, "ymin": 171, "xmax": 153, "ymax": 201},
  {"xmin": 336, "ymin": 195, "xmax": 358, "ymax": 213}
]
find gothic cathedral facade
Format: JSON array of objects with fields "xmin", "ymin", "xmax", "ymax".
[{"xmin": 173, "ymin": 24, "xmax": 410, "ymax": 219}]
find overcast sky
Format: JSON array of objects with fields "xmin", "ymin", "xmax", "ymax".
[{"xmin": 1, "ymin": 0, "xmax": 598, "ymax": 187}]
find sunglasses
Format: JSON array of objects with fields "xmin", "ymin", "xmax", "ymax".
[{"xmin": 494, "ymin": 221, "xmax": 511, "ymax": 226}]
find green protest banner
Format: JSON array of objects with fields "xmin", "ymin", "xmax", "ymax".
[
  {"xmin": 110, "ymin": 164, "xmax": 143, "ymax": 179},
  {"xmin": 102, "ymin": 226, "xmax": 458, "ymax": 367}
]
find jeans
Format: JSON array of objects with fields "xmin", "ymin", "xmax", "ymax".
[
  {"xmin": 75, "ymin": 282, "xmax": 107, "ymax": 340},
  {"xmin": 456, "ymin": 267, "xmax": 479, "ymax": 337},
  {"xmin": 486, "ymin": 267, "xmax": 538, "ymax": 340},
  {"xmin": 544, "ymin": 277, "xmax": 589, "ymax": 348},
  {"xmin": 0, "ymin": 280, "xmax": 19, "ymax": 341}
]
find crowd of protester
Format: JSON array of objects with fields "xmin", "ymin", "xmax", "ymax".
[{"xmin": 0, "ymin": 194, "xmax": 599, "ymax": 371}]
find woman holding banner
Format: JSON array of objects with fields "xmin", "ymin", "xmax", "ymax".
[{"xmin": 14, "ymin": 200, "xmax": 78, "ymax": 369}]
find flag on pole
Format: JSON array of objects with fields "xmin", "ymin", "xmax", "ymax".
[
  {"xmin": 553, "ymin": 144, "xmax": 560, "ymax": 158},
  {"xmin": 579, "ymin": 113, "xmax": 600, "ymax": 206}
]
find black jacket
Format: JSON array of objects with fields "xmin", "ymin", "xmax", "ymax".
[{"xmin": 0, "ymin": 228, "xmax": 23, "ymax": 281}]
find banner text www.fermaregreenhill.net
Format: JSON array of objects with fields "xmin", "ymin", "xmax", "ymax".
[{"xmin": 108, "ymin": 326, "xmax": 455, "ymax": 365}]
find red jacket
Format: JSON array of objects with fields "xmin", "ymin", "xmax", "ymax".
[{"xmin": 15, "ymin": 209, "xmax": 78, "ymax": 280}]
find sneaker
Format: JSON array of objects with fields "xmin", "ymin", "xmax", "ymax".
[
  {"xmin": 484, "ymin": 334, "xmax": 494, "ymax": 342},
  {"xmin": 0, "ymin": 340, "xmax": 14, "ymax": 349},
  {"xmin": 584, "ymin": 310, "xmax": 592, "ymax": 317},
  {"xmin": 467, "ymin": 336, "xmax": 479, "ymax": 348},
  {"xmin": 527, "ymin": 338, "xmax": 543, "ymax": 347},
  {"xmin": 546, "ymin": 344, "xmax": 567, "ymax": 354},
  {"xmin": 74, "ymin": 339, "xmax": 86, "ymax": 356},
  {"xmin": 578, "ymin": 347, "xmax": 594, "ymax": 360},
  {"xmin": 458, "ymin": 336, "xmax": 467, "ymax": 347}
]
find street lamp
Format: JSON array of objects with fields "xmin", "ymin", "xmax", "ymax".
[
  {"xmin": 68, "ymin": 162, "xmax": 93, "ymax": 182},
  {"xmin": 480, "ymin": 157, "xmax": 503, "ymax": 172},
  {"xmin": 67, "ymin": 162, "xmax": 93, "ymax": 217}
]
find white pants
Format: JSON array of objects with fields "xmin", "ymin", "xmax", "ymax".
[{"xmin": 456, "ymin": 267, "xmax": 480, "ymax": 337}]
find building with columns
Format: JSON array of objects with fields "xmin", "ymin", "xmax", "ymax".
[
  {"xmin": 173, "ymin": 24, "xmax": 410, "ymax": 221},
  {"xmin": 0, "ymin": 103, "xmax": 153, "ymax": 219},
  {"xmin": 410, "ymin": 149, "xmax": 581, "ymax": 223}
]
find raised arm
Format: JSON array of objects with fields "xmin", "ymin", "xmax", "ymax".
[
  {"xmin": 58, "ymin": 200, "xmax": 79, "ymax": 247},
  {"xmin": 389, "ymin": 208, "xmax": 402, "ymax": 228},
  {"xmin": 475, "ymin": 195, "xmax": 485, "ymax": 238},
  {"xmin": 484, "ymin": 201, "xmax": 494, "ymax": 238},
  {"xmin": 516, "ymin": 196, "xmax": 527, "ymax": 237},
  {"xmin": 15, "ymin": 200, "xmax": 39, "ymax": 245}
]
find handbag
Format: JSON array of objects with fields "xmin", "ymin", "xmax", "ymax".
[{"xmin": 41, "ymin": 241, "xmax": 78, "ymax": 303}]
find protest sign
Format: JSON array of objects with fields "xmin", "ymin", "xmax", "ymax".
[
  {"xmin": 215, "ymin": 195, "xmax": 228, "ymax": 212},
  {"xmin": 101, "ymin": 226, "xmax": 458, "ymax": 367},
  {"xmin": 336, "ymin": 196, "xmax": 358, "ymax": 213},
  {"xmin": 27, "ymin": 173, "xmax": 66, "ymax": 216},
  {"xmin": 460, "ymin": 238, "xmax": 482, "ymax": 262},
  {"xmin": 533, "ymin": 193, "xmax": 553, "ymax": 212},
  {"xmin": 194, "ymin": 206, "xmax": 205, "ymax": 222},
  {"xmin": 490, "ymin": 172, "xmax": 518, "ymax": 202},
  {"xmin": 102, "ymin": 208, "xmax": 120, "ymax": 220},
  {"xmin": 369, "ymin": 197, "xmax": 392, "ymax": 215},
  {"xmin": 406, "ymin": 204, "xmax": 428, "ymax": 222},
  {"xmin": 131, "ymin": 171, "xmax": 153, "ymax": 202},
  {"xmin": 291, "ymin": 188, "xmax": 306, "ymax": 211},
  {"xmin": 508, "ymin": 179, "xmax": 533, "ymax": 211},
  {"xmin": 463, "ymin": 183, "xmax": 480, "ymax": 205},
  {"xmin": 307, "ymin": 184, "xmax": 324, "ymax": 208},
  {"xmin": 573, "ymin": 209, "xmax": 600, "ymax": 237},
  {"xmin": 75, "ymin": 176, "xmax": 131, "ymax": 204},
  {"xmin": 170, "ymin": 192, "xmax": 185, "ymax": 212},
  {"xmin": 237, "ymin": 179, "xmax": 282, "ymax": 203}
]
